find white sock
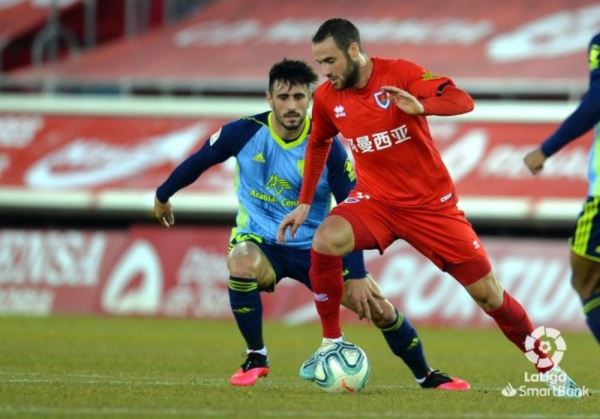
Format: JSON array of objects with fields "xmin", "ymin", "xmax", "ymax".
[{"xmin": 247, "ymin": 347, "xmax": 267, "ymax": 356}]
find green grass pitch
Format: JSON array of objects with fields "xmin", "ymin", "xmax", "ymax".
[{"xmin": 0, "ymin": 316, "xmax": 597, "ymax": 418}]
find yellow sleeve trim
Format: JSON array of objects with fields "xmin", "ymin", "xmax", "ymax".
[{"xmin": 589, "ymin": 44, "xmax": 599, "ymax": 71}]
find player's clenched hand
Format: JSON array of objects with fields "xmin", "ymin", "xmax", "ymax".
[
  {"xmin": 381, "ymin": 85, "xmax": 424, "ymax": 115},
  {"xmin": 344, "ymin": 276, "xmax": 385, "ymax": 322},
  {"xmin": 154, "ymin": 196, "xmax": 175, "ymax": 228},
  {"xmin": 277, "ymin": 203, "xmax": 310, "ymax": 243},
  {"xmin": 523, "ymin": 148, "xmax": 547, "ymax": 175}
]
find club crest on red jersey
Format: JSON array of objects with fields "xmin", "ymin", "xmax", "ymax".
[{"xmin": 373, "ymin": 91, "xmax": 391, "ymax": 109}]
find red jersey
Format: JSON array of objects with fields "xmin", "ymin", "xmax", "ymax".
[{"xmin": 300, "ymin": 57, "xmax": 473, "ymax": 208}]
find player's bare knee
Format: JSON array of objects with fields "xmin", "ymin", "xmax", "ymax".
[
  {"xmin": 570, "ymin": 272, "xmax": 599, "ymax": 300},
  {"xmin": 466, "ymin": 273, "xmax": 504, "ymax": 311},
  {"xmin": 570, "ymin": 264, "xmax": 599, "ymax": 299},
  {"xmin": 228, "ymin": 255, "xmax": 259, "ymax": 277},
  {"xmin": 570, "ymin": 273, "xmax": 587, "ymax": 298},
  {"xmin": 481, "ymin": 288, "xmax": 504, "ymax": 311},
  {"xmin": 478, "ymin": 294, "xmax": 503, "ymax": 311},
  {"xmin": 568, "ymin": 252, "xmax": 600, "ymax": 299},
  {"xmin": 372, "ymin": 300, "xmax": 396, "ymax": 328},
  {"xmin": 256, "ymin": 277, "xmax": 275, "ymax": 291},
  {"xmin": 228, "ymin": 243, "xmax": 262, "ymax": 278},
  {"xmin": 312, "ymin": 221, "xmax": 353, "ymax": 255},
  {"xmin": 312, "ymin": 230, "xmax": 341, "ymax": 254},
  {"xmin": 312, "ymin": 215, "xmax": 354, "ymax": 254}
]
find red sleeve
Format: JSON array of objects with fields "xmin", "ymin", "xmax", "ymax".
[
  {"xmin": 299, "ymin": 135, "xmax": 332, "ymax": 204},
  {"xmin": 421, "ymin": 85, "xmax": 474, "ymax": 116},
  {"xmin": 397, "ymin": 59, "xmax": 450, "ymax": 97},
  {"xmin": 394, "ymin": 59, "xmax": 474, "ymax": 116},
  {"xmin": 299, "ymin": 89, "xmax": 336, "ymax": 204}
]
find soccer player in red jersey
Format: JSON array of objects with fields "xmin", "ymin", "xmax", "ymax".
[{"xmin": 278, "ymin": 18, "xmax": 580, "ymax": 395}]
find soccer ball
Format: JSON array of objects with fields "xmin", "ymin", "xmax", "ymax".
[{"xmin": 313, "ymin": 341, "xmax": 370, "ymax": 393}]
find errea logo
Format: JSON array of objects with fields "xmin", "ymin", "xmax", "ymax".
[
  {"xmin": 314, "ymin": 293, "xmax": 329, "ymax": 302},
  {"xmin": 334, "ymin": 105, "xmax": 346, "ymax": 118}
]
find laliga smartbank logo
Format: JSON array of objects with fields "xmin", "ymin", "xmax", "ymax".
[
  {"xmin": 524, "ymin": 326, "xmax": 566, "ymax": 370},
  {"xmin": 501, "ymin": 326, "xmax": 589, "ymax": 398}
]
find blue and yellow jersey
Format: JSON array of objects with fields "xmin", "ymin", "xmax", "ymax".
[
  {"xmin": 541, "ymin": 32, "xmax": 600, "ymax": 196},
  {"xmin": 156, "ymin": 111, "xmax": 355, "ymax": 248},
  {"xmin": 586, "ymin": 33, "xmax": 600, "ymax": 196}
]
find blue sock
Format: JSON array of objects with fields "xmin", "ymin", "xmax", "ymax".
[
  {"xmin": 380, "ymin": 309, "xmax": 431, "ymax": 379},
  {"xmin": 583, "ymin": 292, "xmax": 600, "ymax": 344},
  {"xmin": 228, "ymin": 276, "xmax": 263, "ymax": 350}
]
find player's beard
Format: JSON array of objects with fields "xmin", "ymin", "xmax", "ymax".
[
  {"xmin": 274, "ymin": 111, "xmax": 304, "ymax": 132},
  {"xmin": 339, "ymin": 57, "xmax": 360, "ymax": 89}
]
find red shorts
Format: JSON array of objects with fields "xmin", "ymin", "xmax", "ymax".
[{"xmin": 330, "ymin": 197, "xmax": 491, "ymax": 286}]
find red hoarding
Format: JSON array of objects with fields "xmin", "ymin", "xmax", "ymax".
[
  {"xmin": 0, "ymin": 114, "xmax": 590, "ymax": 199},
  {"xmin": 0, "ymin": 226, "xmax": 586, "ymax": 331}
]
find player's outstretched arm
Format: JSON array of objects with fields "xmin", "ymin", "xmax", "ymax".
[
  {"xmin": 277, "ymin": 203, "xmax": 310, "ymax": 243},
  {"xmin": 154, "ymin": 196, "xmax": 175, "ymax": 228},
  {"xmin": 523, "ymin": 148, "xmax": 548, "ymax": 175}
]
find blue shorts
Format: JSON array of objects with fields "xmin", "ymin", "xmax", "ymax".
[
  {"xmin": 229, "ymin": 232, "xmax": 367, "ymax": 291},
  {"xmin": 571, "ymin": 196, "xmax": 600, "ymax": 261}
]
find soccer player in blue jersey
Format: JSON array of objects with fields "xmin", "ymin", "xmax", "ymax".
[
  {"xmin": 154, "ymin": 59, "xmax": 469, "ymax": 389},
  {"xmin": 524, "ymin": 32, "xmax": 600, "ymax": 344}
]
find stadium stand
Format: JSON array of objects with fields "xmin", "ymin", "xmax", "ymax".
[
  {"xmin": 0, "ymin": 0, "xmax": 598, "ymax": 98},
  {"xmin": 0, "ymin": 0, "xmax": 207, "ymax": 74}
]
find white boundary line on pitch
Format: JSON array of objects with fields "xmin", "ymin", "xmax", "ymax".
[
  {"xmin": 0, "ymin": 406, "xmax": 597, "ymax": 418},
  {"xmin": 0, "ymin": 372, "xmax": 598, "ymax": 394}
]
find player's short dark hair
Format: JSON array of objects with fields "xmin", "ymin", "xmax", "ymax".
[
  {"xmin": 268, "ymin": 59, "xmax": 318, "ymax": 91},
  {"xmin": 312, "ymin": 18, "xmax": 362, "ymax": 52}
]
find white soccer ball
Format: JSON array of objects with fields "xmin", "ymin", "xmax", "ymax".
[{"xmin": 313, "ymin": 341, "xmax": 370, "ymax": 393}]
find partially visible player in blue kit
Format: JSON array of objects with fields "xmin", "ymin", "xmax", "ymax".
[
  {"xmin": 524, "ymin": 32, "xmax": 600, "ymax": 344},
  {"xmin": 154, "ymin": 59, "xmax": 469, "ymax": 389}
]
